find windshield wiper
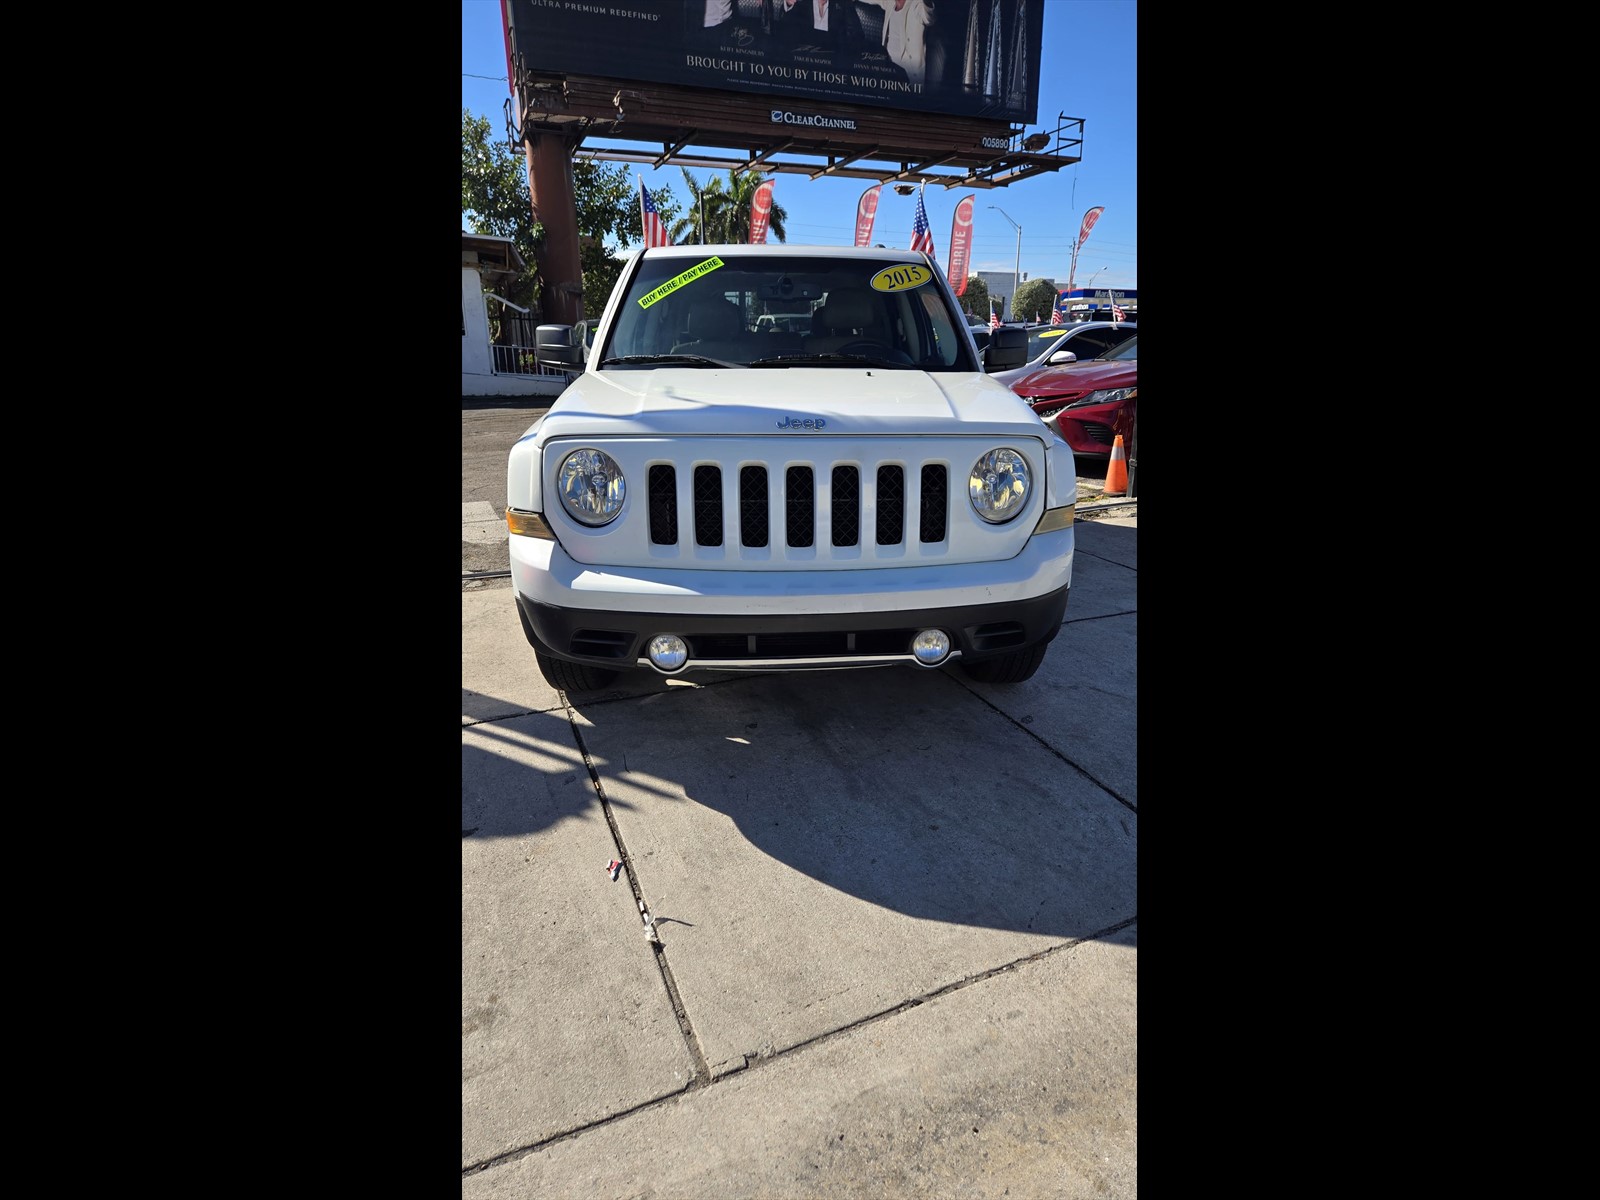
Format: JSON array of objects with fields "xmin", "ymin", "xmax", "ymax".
[
  {"xmin": 599, "ymin": 354, "xmax": 738, "ymax": 367},
  {"xmin": 748, "ymin": 353, "xmax": 913, "ymax": 369}
]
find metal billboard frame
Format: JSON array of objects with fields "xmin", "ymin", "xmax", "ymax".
[{"xmin": 509, "ymin": 72, "xmax": 1083, "ymax": 191}]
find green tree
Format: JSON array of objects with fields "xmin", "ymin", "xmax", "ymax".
[
  {"xmin": 670, "ymin": 168, "xmax": 726, "ymax": 245},
  {"xmin": 959, "ymin": 275, "xmax": 991, "ymax": 321},
  {"xmin": 462, "ymin": 108, "xmax": 684, "ymax": 320},
  {"xmin": 461, "ymin": 108, "xmax": 543, "ymax": 318},
  {"xmin": 1014, "ymin": 277, "xmax": 1059, "ymax": 324},
  {"xmin": 574, "ymin": 160, "xmax": 679, "ymax": 316}
]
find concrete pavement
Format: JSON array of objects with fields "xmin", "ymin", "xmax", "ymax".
[{"xmin": 463, "ymin": 512, "xmax": 1136, "ymax": 1197}]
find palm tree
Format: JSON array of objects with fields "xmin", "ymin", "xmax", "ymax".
[
  {"xmin": 720, "ymin": 169, "xmax": 788, "ymax": 244},
  {"xmin": 668, "ymin": 168, "xmax": 788, "ymax": 245},
  {"xmin": 669, "ymin": 169, "xmax": 729, "ymax": 245}
]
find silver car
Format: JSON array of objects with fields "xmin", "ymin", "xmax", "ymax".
[{"xmin": 989, "ymin": 320, "xmax": 1137, "ymax": 389}]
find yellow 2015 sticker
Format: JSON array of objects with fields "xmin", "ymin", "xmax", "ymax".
[
  {"xmin": 637, "ymin": 256, "xmax": 726, "ymax": 309},
  {"xmin": 869, "ymin": 263, "xmax": 933, "ymax": 293}
]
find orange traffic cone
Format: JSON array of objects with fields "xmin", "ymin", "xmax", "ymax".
[{"xmin": 1103, "ymin": 434, "xmax": 1128, "ymax": 496}]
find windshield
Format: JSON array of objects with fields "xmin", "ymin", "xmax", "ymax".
[
  {"xmin": 1101, "ymin": 336, "xmax": 1137, "ymax": 361},
  {"xmin": 598, "ymin": 253, "xmax": 977, "ymax": 371},
  {"xmin": 1025, "ymin": 326, "xmax": 1077, "ymax": 360}
]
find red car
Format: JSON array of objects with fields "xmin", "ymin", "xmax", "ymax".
[{"xmin": 1009, "ymin": 335, "xmax": 1136, "ymax": 458}]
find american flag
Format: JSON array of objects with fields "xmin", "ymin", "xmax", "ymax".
[
  {"xmin": 1051, "ymin": 307, "xmax": 1062, "ymax": 326},
  {"xmin": 909, "ymin": 186, "xmax": 935, "ymax": 258},
  {"xmin": 639, "ymin": 177, "xmax": 669, "ymax": 248},
  {"xmin": 1111, "ymin": 302, "xmax": 1126, "ymax": 323},
  {"xmin": 990, "ymin": 307, "xmax": 999, "ymax": 330}
]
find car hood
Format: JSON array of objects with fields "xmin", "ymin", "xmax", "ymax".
[
  {"xmin": 537, "ymin": 367, "xmax": 1046, "ymax": 439},
  {"xmin": 1010, "ymin": 358, "xmax": 1136, "ymax": 397},
  {"xmin": 989, "ymin": 363, "xmax": 1052, "ymax": 388}
]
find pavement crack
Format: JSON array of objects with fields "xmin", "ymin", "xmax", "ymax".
[
  {"xmin": 950, "ymin": 675, "xmax": 1137, "ymax": 815},
  {"xmin": 566, "ymin": 702, "xmax": 713, "ymax": 1091}
]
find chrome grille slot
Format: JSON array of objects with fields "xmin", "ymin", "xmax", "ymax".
[
  {"xmin": 648, "ymin": 465, "xmax": 677, "ymax": 545},
  {"xmin": 876, "ymin": 465, "xmax": 905, "ymax": 546},
  {"xmin": 832, "ymin": 465, "xmax": 860, "ymax": 547},
  {"xmin": 785, "ymin": 465, "xmax": 814, "ymax": 547},
  {"xmin": 920, "ymin": 464, "xmax": 948, "ymax": 543},
  {"xmin": 740, "ymin": 466, "xmax": 769, "ymax": 547},
  {"xmin": 694, "ymin": 465, "xmax": 723, "ymax": 546}
]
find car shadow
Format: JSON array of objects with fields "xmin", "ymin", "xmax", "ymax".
[{"xmin": 464, "ymin": 657, "xmax": 1135, "ymax": 945}]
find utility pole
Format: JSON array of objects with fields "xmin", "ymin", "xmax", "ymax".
[{"xmin": 988, "ymin": 205, "xmax": 1021, "ymax": 322}]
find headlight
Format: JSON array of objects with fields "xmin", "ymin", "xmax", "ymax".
[
  {"xmin": 556, "ymin": 448, "xmax": 626, "ymax": 526},
  {"xmin": 968, "ymin": 448, "xmax": 1031, "ymax": 524},
  {"xmin": 1065, "ymin": 385, "xmax": 1136, "ymax": 411}
]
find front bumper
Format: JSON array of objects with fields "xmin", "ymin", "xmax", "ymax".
[
  {"xmin": 510, "ymin": 520, "xmax": 1073, "ymax": 674},
  {"xmin": 516, "ymin": 584, "xmax": 1069, "ymax": 674}
]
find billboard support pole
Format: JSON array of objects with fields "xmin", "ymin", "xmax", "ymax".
[{"xmin": 523, "ymin": 134, "xmax": 583, "ymax": 326}]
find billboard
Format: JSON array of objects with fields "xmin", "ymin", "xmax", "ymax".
[{"xmin": 504, "ymin": 0, "xmax": 1045, "ymax": 125}]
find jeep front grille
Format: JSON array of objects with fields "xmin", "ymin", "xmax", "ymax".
[{"xmin": 648, "ymin": 461, "xmax": 949, "ymax": 551}]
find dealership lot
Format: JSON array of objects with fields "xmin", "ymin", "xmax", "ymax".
[{"xmin": 463, "ymin": 405, "xmax": 1136, "ymax": 1196}]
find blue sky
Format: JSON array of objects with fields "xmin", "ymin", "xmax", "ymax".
[{"xmin": 461, "ymin": 0, "xmax": 1135, "ymax": 296}]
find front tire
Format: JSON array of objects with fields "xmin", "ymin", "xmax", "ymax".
[
  {"xmin": 535, "ymin": 651, "xmax": 619, "ymax": 693},
  {"xmin": 960, "ymin": 641, "xmax": 1048, "ymax": 684}
]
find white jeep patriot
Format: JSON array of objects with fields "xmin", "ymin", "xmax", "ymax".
[{"xmin": 509, "ymin": 244, "xmax": 1076, "ymax": 691}]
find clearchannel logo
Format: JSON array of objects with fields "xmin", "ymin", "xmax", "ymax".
[{"xmin": 770, "ymin": 109, "xmax": 858, "ymax": 131}]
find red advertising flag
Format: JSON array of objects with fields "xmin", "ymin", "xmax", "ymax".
[
  {"xmin": 749, "ymin": 178, "xmax": 776, "ymax": 244},
  {"xmin": 946, "ymin": 194, "xmax": 975, "ymax": 296},
  {"xmin": 1075, "ymin": 205, "xmax": 1105, "ymax": 250},
  {"xmin": 853, "ymin": 185, "xmax": 882, "ymax": 247}
]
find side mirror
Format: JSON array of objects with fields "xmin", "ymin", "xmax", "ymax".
[
  {"xmin": 983, "ymin": 324, "xmax": 1028, "ymax": 371},
  {"xmin": 535, "ymin": 324, "xmax": 582, "ymax": 371},
  {"xmin": 1048, "ymin": 350, "xmax": 1077, "ymax": 365}
]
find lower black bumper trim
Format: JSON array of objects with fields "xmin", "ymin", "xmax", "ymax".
[{"xmin": 515, "ymin": 586, "xmax": 1068, "ymax": 672}]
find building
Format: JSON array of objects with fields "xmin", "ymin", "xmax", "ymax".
[
  {"xmin": 1057, "ymin": 287, "xmax": 1138, "ymax": 322},
  {"xmin": 461, "ymin": 232, "xmax": 568, "ymax": 399},
  {"xmin": 976, "ymin": 270, "xmax": 1020, "ymax": 322}
]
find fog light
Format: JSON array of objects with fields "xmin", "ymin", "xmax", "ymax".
[
  {"xmin": 911, "ymin": 629, "xmax": 952, "ymax": 666},
  {"xmin": 646, "ymin": 633, "xmax": 689, "ymax": 672}
]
